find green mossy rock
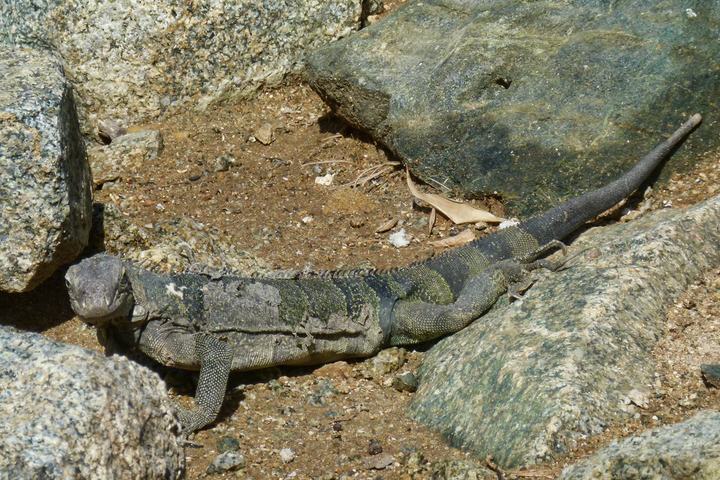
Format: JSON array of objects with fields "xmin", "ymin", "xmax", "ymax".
[{"xmin": 307, "ymin": 0, "xmax": 720, "ymax": 215}]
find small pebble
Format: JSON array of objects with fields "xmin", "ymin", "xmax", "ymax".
[
  {"xmin": 279, "ymin": 448, "xmax": 296, "ymax": 464},
  {"xmin": 363, "ymin": 453, "xmax": 394, "ymax": 470},
  {"xmin": 217, "ymin": 436, "xmax": 240, "ymax": 453},
  {"xmin": 626, "ymin": 388, "xmax": 650, "ymax": 409},
  {"xmin": 206, "ymin": 451, "xmax": 245, "ymax": 474},
  {"xmin": 498, "ymin": 218, "xmax": 520, "ymax": 229},
  {"xmin": 189, "ymin": 173, "xmax": 202, "ymax": 182},
  {"xmin": 388, "ymin": 228, "xmax": 411, "ymax": 248},
  {"xmin": 213, "ymin": 154, "xmax": 235, "ymax": 172},
  {"xmin": 254, "ymin": 123, "xmax": 274, "ymax": 145},
  {"xmin": 364, "ymin": 347, "xmax": 407, "ymax": 378},
  {"xmin": 314, "ymin": 172, "xmax": 335, "ymax": 186},
  {"xmin": 368, "ymin": 439, "xmax": 383, "ymax": 455},
  {"xmin": 392, "ymin": 371, "xmax": 418, "ymax": 393}
]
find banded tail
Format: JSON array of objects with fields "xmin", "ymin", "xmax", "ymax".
[
  {"xmin": 522, "ymin": 113, "xmax": 703, "ymax": 244},
  {"xmin": 417, "ymin": 114, "xmax": 702, "ymax": 297}
]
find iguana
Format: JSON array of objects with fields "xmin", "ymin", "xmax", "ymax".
[{"xmin": 65, "ymin": 114, "xmax": 701, "ymax": 433}]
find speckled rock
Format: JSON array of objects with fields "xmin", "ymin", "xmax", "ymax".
[
  {"xmin": 88, "ymin": 130, "xmax": 163, "ymax": 187},
  {"xmin": 0, "ymin": 326, "xmax": 184, "ymax": 479},
  {"xmin": 206, "ymin": 451, "xmax": 245, "ymax": 474},
  {"xmin": 410, "ymin": 195, "xmax": 720, "ymax": 468},
  {"xmin": 0, "ymin": 0, "xmax": 365, "ymax": 133},
  {"xmin": 560, "ymin": 411, "xmax": 720, "ymax": 479},
  {"xmin": 89, "ymin": 202, "xmax": 270, "ymax": 275},
  {"xmin": 0, "ymin": 45, "xmax": 92, "ymax": 292},
  {"xmin": 430, "ymin": 460, "xmax": 496, "ymax": 480},
  {"xmin": 307, "ymin": 0, "xmax": 720, "ymax": 215},
  {"xmin": 360, "ymin": 346, "xmax": 407, "ymax": 379}
]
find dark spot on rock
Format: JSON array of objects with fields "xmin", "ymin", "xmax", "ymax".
[{"xmin": 495, "ymin": 77, "xmax": 512, "ymax": 89}]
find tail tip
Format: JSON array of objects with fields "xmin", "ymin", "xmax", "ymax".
[{"xmin": 689, "ymin": 113, "xmax": 703, "ymax": 127}]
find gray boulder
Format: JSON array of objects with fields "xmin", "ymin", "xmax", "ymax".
[
  {"xmin": 307, "ymin": 0, "xmax": 719, "ymax": 215},
  {"xmin": 0, "ymin": 0, "xmax": 367, "ymax": 133},
  {"xmin": 0, "ymin": 45, "xmax": 92, "ymax": 292},
  {"xmin": 409, "ymin": 194, "xmax": 720, "ymax": 467},
  {"xmin": 0, "ymin": 326, "xmax": 184, "ymax": 479},
  {"xmin": 560, "ymin": 411, "xmax": 720, "ymax": 479}
]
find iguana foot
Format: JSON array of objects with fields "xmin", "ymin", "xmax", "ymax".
[
  {"xmin": 519, "ymin": 239, "xmax": 568, "ymax": 263},
  {"xmin": 507, "ymin": 277, "xmax": 535, "ymax": 300},
  {"xmin": 177, "ymin": 404, "xmax": 219, "ymax": 435},
  {"xmin": 525, "ymin": 257, "xmax": 563, "ymax": 272}
]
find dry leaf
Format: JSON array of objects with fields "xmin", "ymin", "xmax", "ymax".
[
  {"xmin": 406, "ymin": 170, "xmax": 503, "ymax": 224},
  {"xmin": 429, "ymin": 229, "xmax": 475, "ymax": 248},
  {"xmin": 375, "ymin": 218, "xmax": 398, "ymax": 233},
  {"xmin": 428, "ymin": 207, "xmax": 436, "ymax": 235}
]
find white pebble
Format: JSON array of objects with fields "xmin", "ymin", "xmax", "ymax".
[
  {"xmin": 279, "ymin": 448, "xmax": 295, "ymax": 464},
  {"xmin": 498, "ymin": 218, "xmax": 520, "ymax": 229},
  {"xmin": 314, "ymin": 172, "xmax": 335, "ymax": 186},
  {"xmin": 388, "ymin": 228, "xmax": 411, "ymax": 248}
]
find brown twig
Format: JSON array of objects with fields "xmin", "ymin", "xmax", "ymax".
[
  {"xmin": 320, "ymin": 133, "xmax": 343, "ymax": 145},
  {"xmin": 301, "ymin": 159, "xmax": 354, "ymax": 167},
  {"xmin": 343, "ymin": 161, "xmax": 401, "ymax": 187}
]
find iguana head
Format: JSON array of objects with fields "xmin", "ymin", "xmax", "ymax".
[{"xmin": 65, "ymin": 254, "xmax": 135, "ymax": 325}]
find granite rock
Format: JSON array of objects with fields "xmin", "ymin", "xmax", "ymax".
[
  {"xmin": 430, "ymin": 460, "xmax": 496, "ymax": 480},
  {"xmin": 410, "ymin": 195, "xmax": 720, "ymax": 467},
  {"xmin": 0, "ymin": 0, "xmax": 365, "ymax": 133},
  {"xmin": 307, "ymin": 0, "xmax": 720, "ymax": 215},
  {"xmin": 0, "ymin": 326, "xmax": 184, "ymax": 479},
  {"xmin": 206, "ymin": 451, "xmax": 245, "ymax": 474},
  {"xmin": 0, "ymin": 45, "xmax": 92, "ymax": 292},
  {"xmin": 89, "ymin": 202, "xmax": 270, "ymax": 276},
  {"xmin": 88, "ymin": 130, "xmax": 163, "ymax": 188},
  {"xmin": 560, "ymin": 411, "xmax": 720, "ymax": 479}
]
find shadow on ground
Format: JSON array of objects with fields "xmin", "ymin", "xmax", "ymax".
[{"xmin": 0, "ymin": 267, "xmax": 75, "ymax": 332}]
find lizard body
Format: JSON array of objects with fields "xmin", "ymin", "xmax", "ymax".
[{"xmin": 65, "ymin": 114, "xmax": 702, "ymax": 432}]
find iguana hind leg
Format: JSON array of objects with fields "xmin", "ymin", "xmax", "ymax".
[
  {"xmin": 177, "ymin": 334, "xmax": 233, "ymax": 433},
  {"xmin": 389, "ymin": 260, "xmax": 524, "ymax": 345}
]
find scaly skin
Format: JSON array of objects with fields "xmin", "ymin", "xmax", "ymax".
[{"xmin": 65, "ymin": 114, "xmax": 702, "ymax": 433}]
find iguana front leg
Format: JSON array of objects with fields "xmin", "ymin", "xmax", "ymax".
[
  {"xmin": 139, "ymin": 323, "xmax": 233, "ymax": 433},
  {"xmin": 176, "ymin": 334, "xmax": 233, "ymax": 433},
  {"xmin": 389, "ymin": 260, "xmax": 525, "ymax": 345}
]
